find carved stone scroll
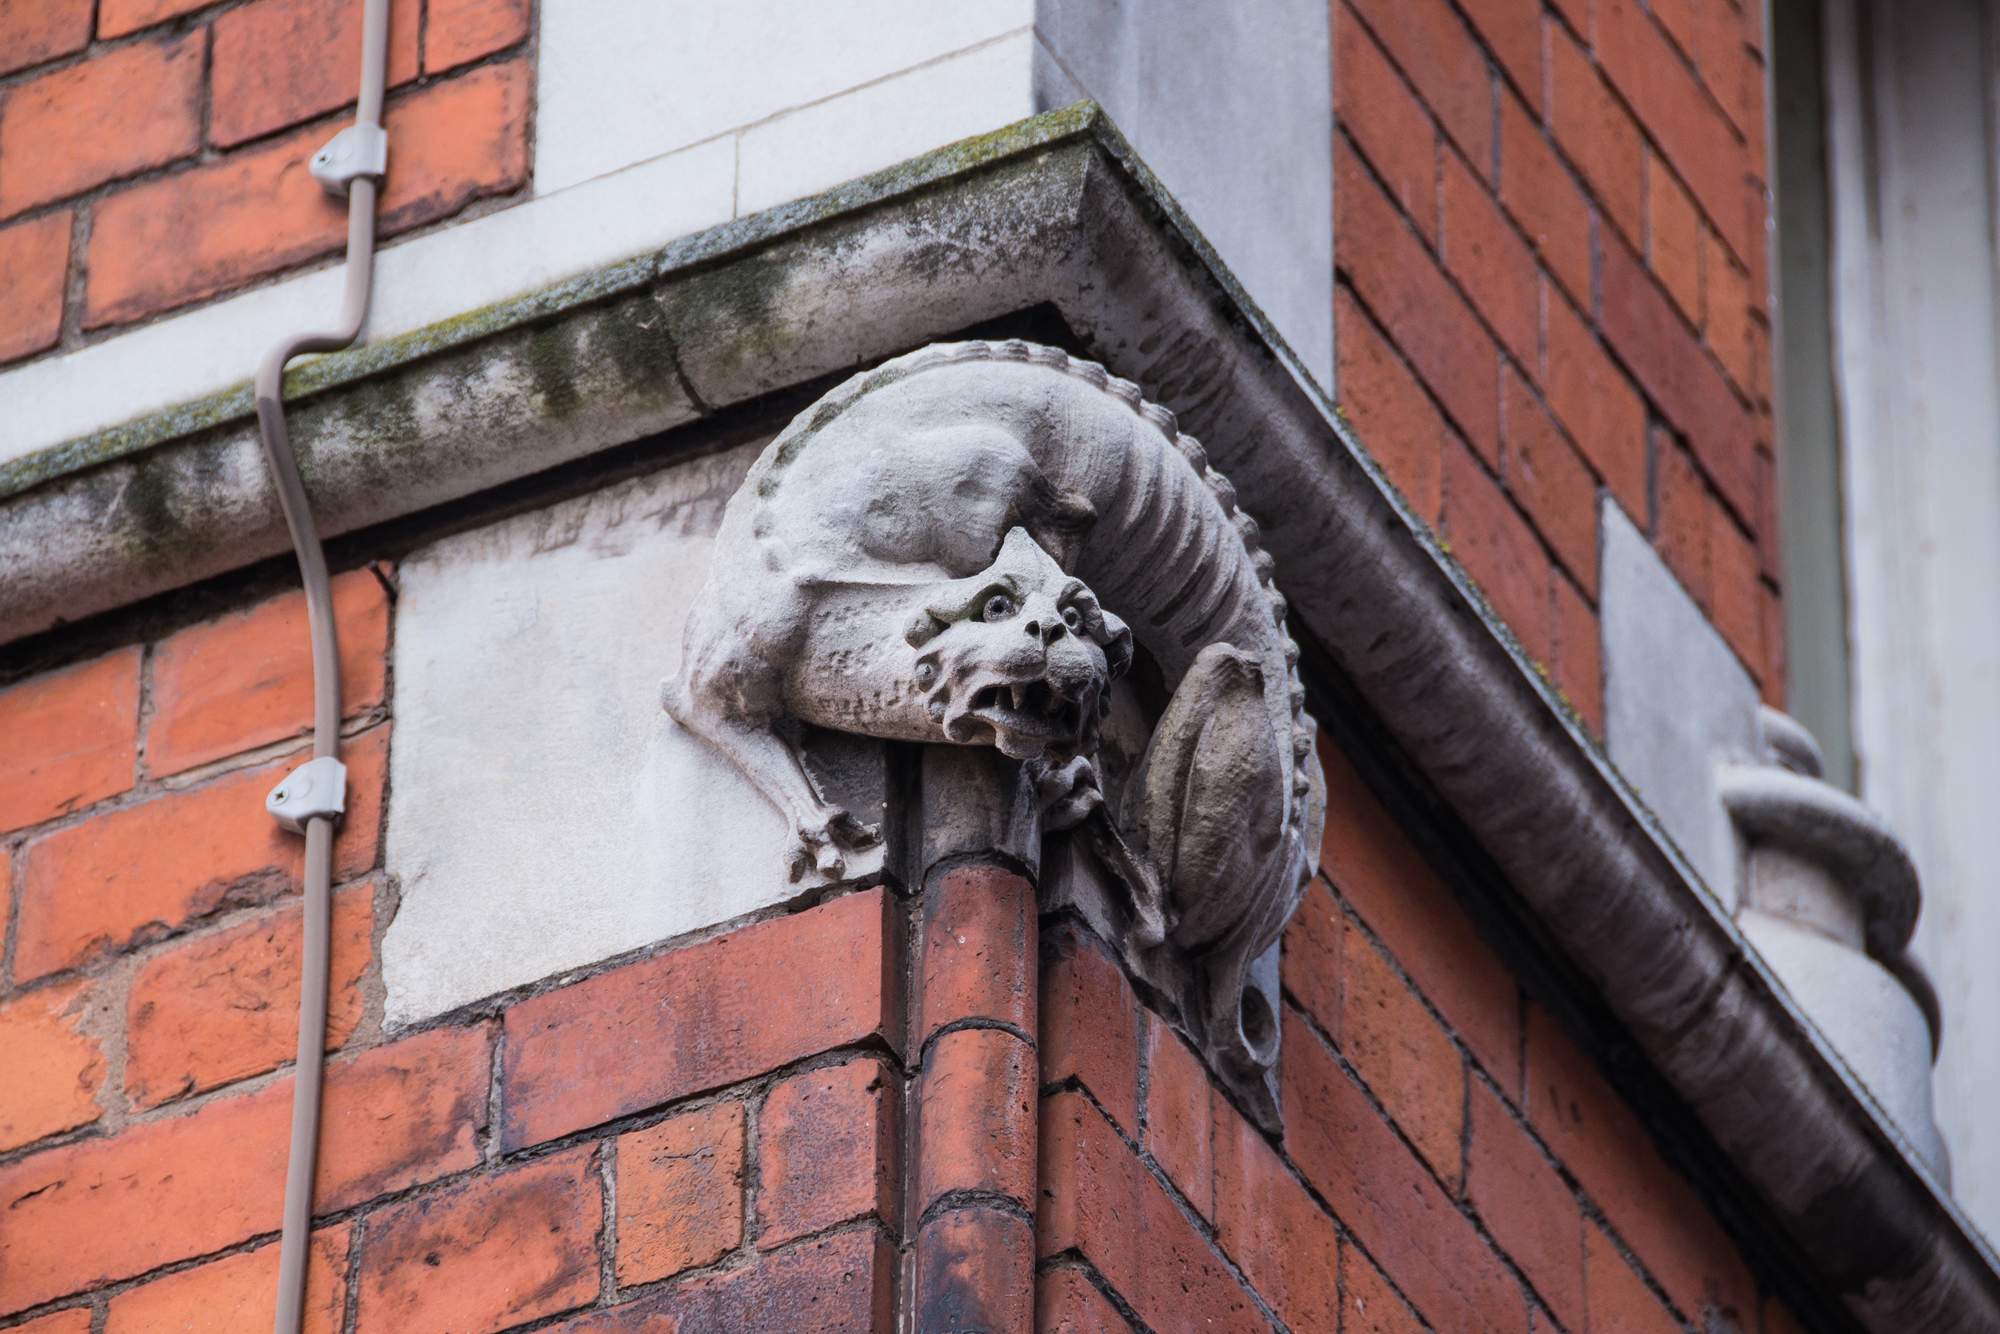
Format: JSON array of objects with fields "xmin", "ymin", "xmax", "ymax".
[{"xmin": 663, "ymin": 339, "xmax": 1326, "ymax": 1126}]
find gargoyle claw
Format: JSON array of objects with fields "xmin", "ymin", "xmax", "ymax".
[{"xmin": 785, "ymin": 806, "xmax": 882, "ymax": 883}]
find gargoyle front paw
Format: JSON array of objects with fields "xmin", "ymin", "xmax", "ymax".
[{"xmin": 785, "ymin": 806, "xmax": 884, "ymax": 883}]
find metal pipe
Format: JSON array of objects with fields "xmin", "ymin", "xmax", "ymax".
[{"xmin": 258, "ymin": 2, "xmax": 389, "ymax": 1330}]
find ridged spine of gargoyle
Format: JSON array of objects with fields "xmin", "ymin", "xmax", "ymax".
[{"xmin": 664, "ymin": 339, "xmax": 1326, "ymax": 1084}]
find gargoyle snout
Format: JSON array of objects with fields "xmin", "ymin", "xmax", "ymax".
[
  {"xmin": 1044, "ymin": 640, "xmax": 1101, "ymax": 704},
  {"xmin": 1021, "ymin": 593, "xmax": 1070, "ymax": 646}
]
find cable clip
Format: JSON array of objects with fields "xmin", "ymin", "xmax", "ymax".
[
  {"xmin": 309, "ymin": 124, "xmax": 388, "ymax": 196},
  {"xmin": 266, "ymin": 756, "xmax": 348, "ymax": 833}
]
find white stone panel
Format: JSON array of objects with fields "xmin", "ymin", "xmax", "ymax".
[
  {"xmin": 381, "ymin": 442, "xmax": 799, "ymax": 1027},
  {"xmin": 535, "ymin": 0, "xmax": 1034, "ymax": 194},
  {"xmin": 1601, "ymin": 498, "xmax": 1760, "ymax": 906},
  {"xmin": 0, "ymin": 137, "xmax": 736, "ymax": 468},
  {"xmin": 737, "ymin": 30, "xmax": 1040, "ymax": 216},
  {"xmin": 1034, "ymin": 0, "xmax": 1335, "ymax": 392}
]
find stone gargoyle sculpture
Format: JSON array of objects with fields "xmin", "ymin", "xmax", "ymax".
[{"xmin": 664, "ymin": 339, "xmax": 1325, "ymax": 1097}]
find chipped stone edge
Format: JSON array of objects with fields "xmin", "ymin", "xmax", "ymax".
[{"xmin": 3, "ymin": 102, "xmax": 1996, "ymax": 1331}]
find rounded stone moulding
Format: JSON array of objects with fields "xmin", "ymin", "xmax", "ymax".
[{"xmin": 1723, "ymin": 706, "xmax": 1947, "ymax": 1180}]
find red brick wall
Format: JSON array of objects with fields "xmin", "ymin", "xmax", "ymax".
[
  {"xmin": 0, "ymin": 0, "xmax": 531, "ymax": 365},
  {"xmin": 1333, "ymin": 0, "xmax": 1779, "ymax": 726},
  {"xmin": 1038, "ymin": 733, "xmax": 1808, "ymax": 1334},
  {"xmin": 0, "ymin": 565, "xmax": 906, "ymax": 1329},
  {"xmin": 0, "ymin": 551, "xmax": 1809, "ymax": 1331}
]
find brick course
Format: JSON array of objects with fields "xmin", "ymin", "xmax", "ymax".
[
  {"xmin": 1040, "ymin": 922, "xmax": 1143, "ymax": 1136},
  {"xmin": 146, "ymin": 567, "xmax": 391, "ymax": 778},
  {"xmin": 209, "ymin": 0, "xmax": 424, "ymax": 150},
  {"xmin": 0, "ymin": 0, "xmax": 92, "ymax": 77},
  {"xmin": 102, "ymin": 1226, "xmax": 350, "ymax": 1334},
  {"xmin": 500, "ymin": 885, "xmax": 895, "ymax": 1150},
  {"xmin": 1210, "ymin": 1096, "xmax": 1343, "ymax": 1331},
  {"xmin": 0, "ymin": 568, "xmax": 1802, "ymax": 1333},
  {"xmin": 0, "ymin": 977, "xmax": 106, "ymax": 1151},
  {"xmin": 916, "ymin": 1026, "xmax": 1035, "ymax": 1213},
  {"xmin": 1498, "ymin": 90, "xmax": 1592, "ymax": 307},
  {"xmin": 1339, "ymin": 135, "xmax": 1501, "ymax": 464},
  {"xmin": 0, "ymin": 645, "xmax": 141, "ymax": 835},
  {"xmin": 1331, "ymin": 0, "xmax": 1777, "ymax": 715},
  {"xmin": 86, "ymin": 60, "xmax": 531, "ymax": 328},
  {"xmin": 0, "ymin": 1024, "xmax": 486, "ymax": 1315},
  {"xmin": 14, "ymin": 724, "xmax": 388, "ymax": 981},
  {"xmin": 97, "ymin": 0, "xmax": 211, "ymax": 39},
  {"xmin": 0, "ymin": 3, "xmax": 1799, "ymax": 1317},
  {"xmin": 1340, "ymin": 913, "xmax": 1467, "ymax": 1189},
  {"xmin": 354, "ymin": 1147, "xmax": 602, "ymax": 1333},
  {"xmin": 123, "ymin": 881, "xmax": 375, "ymax": 1108},
  {"xmin": 425, "ymin": 0, "xmax": 532, "ymax": 73},
  {"xmin": 0, "ymin": 34, "xmax": 204, "ymax": 218},
  {"xmin": 1141, "ymin": 1022, "xmax": 1215, "ymax": 1221},
  {"xmin": 1334, "ymin": 288, "xmax": 1446, "ymax": 524},
  {"xmin": 1039, "ymin": 1089, "xmax": 1264, "ymax": 1334},
  {"xmin": 615, "ymin": 1100, "xmax": 746, "ymax": 1284},
  {"xmin": 758, "ymin": 1056, "xmax": 897, "ymax": 1248},
  {"xmin": 0, "ymin": 0, "xmax": 533, "ymax": 365},
  {"xmin": 0, "ymin": 211, "xmax": 70, "ymax": 363}
]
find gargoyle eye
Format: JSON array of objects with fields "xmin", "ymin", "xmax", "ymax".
[
  {"xmin": 981, "ymin": 593, "xmax": 1018, "ymax": 622},
  {"xmin": 1061, "ymin": 606, "xmax": 1082, "ymax": 632}
]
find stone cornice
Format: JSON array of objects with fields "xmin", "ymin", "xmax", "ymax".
[{"xmin": 4, "ymin": 103, "xmax": 1994, "ymax": 1330}]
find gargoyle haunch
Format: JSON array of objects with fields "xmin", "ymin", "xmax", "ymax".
[{"xmin": 664, "ymin": 339, "xmax": 1325, "ymax": 1088}]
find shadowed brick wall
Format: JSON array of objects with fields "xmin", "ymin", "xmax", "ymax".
[
  {"xmin": 1, "ymin": 557, "xmax": 1808, "ymax": 1331},
  {"xmin": 1333, "ymin": 0, "xmax": 1778, "ymax": 729},
  {"xmin": 1037, "ymin": 734, "xmax": 1808, "ymax": 1334},
  {"xmin": 0, "ymin": 0, "xmax": 531, "ymax": 364}
]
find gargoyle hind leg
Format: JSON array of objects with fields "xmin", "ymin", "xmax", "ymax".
[{"xmin": 661, "ymin": 673, "xmax": 881, "ymax": 882}]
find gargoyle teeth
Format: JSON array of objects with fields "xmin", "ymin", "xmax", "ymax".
[{"xmin": 1011, "ymin": 683, "xmax": 1029, "ymax": 711}]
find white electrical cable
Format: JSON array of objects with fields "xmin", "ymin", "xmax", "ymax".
[{"xmin": 256, "ymin": 2, "xmax": 389, "ymax": 1331}]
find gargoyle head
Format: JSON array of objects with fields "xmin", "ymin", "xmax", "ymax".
[{"xmin": 905, "ymin": 527, "xmax": 1132, "ymax": 762}]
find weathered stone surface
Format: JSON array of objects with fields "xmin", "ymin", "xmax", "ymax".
[
  {"xmin": 1602, "ymin": 497, "xmax": 1759, "ymax": 906},
  {"xmin": 1722, "ymin": 707, "xmax": 1945, "ymax": 1178},
  {"xmin": 382, "ymin": 442, "xmax": 882, "ymax": 1026},
  {"xmin": 1036, "ymin": 0, "xmax": 1333, "ymax": 389},
  {"xmin": 662, "ymin": 340, "xmax": 1324, "ymax": 1117}
]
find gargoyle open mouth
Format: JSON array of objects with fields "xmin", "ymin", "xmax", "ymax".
[{"xmin": 965, "ymin": 680, "xmax": 1085, "ymax": 746}]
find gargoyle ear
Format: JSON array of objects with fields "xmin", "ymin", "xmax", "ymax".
[
  {"xmin": 905, "ymin": 609, "xmax": 949, "ymax": 648},
  {"xmin": 1099, "ymin": 609, "xmax": 1134, "ymax": 680}
]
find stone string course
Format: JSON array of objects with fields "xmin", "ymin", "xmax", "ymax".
[{"xmin": 0, "ymin": 559, "xmax": 1805, "ymax": 1332}]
